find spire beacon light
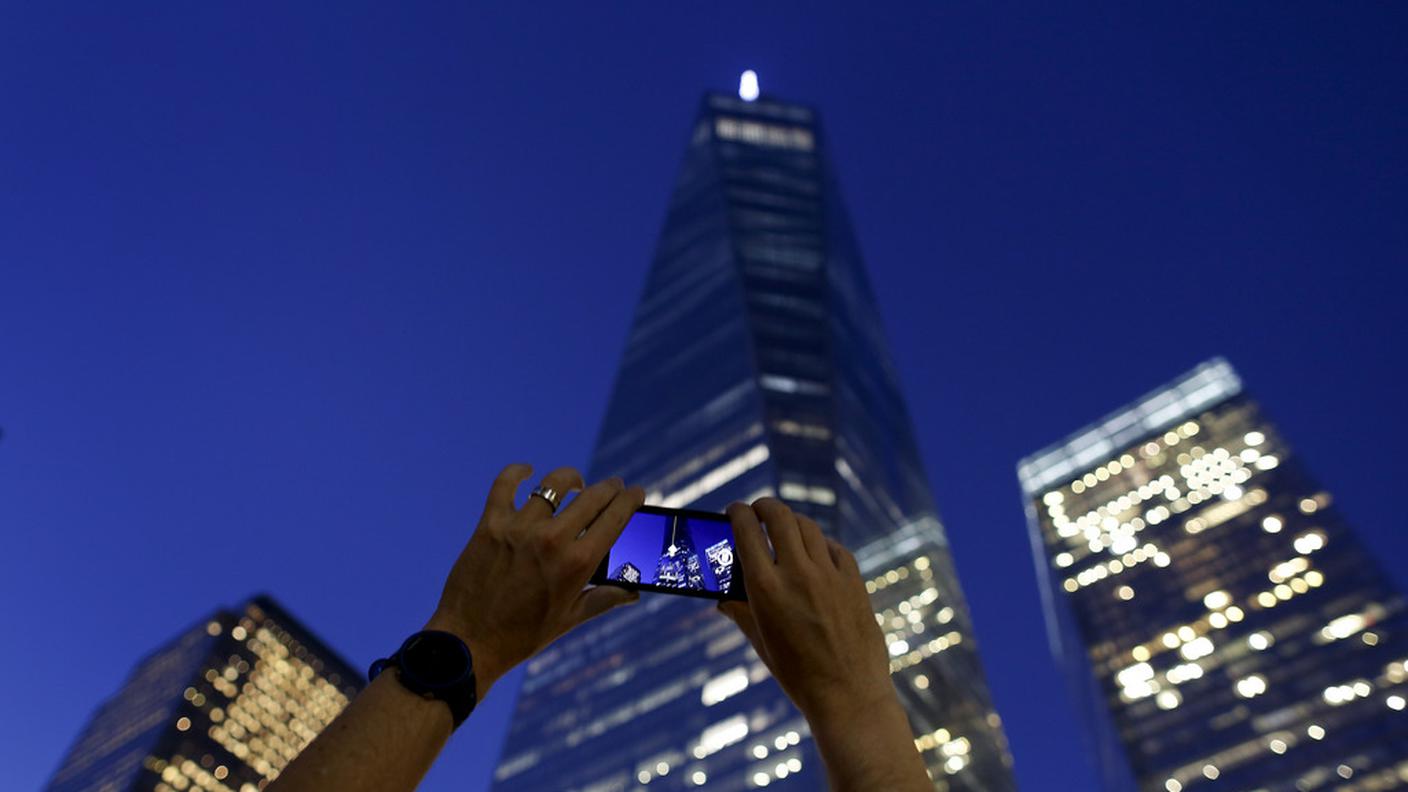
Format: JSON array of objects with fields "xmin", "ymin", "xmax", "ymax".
[{"xmin": 739, "ymin": 70, "xmax": 760, "ymax": 102}]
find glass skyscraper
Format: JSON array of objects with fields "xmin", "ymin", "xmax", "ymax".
[
  {"xmin": 45, "ymin": 595, "xmax": 362, "ymax": 792},
  {"xmin": 491, "ymin": 89, "xmax": 1013, "ymax": 791},
  {"xmin": 1019, "ymin": 358, "xmax": 1408, "ymax": 791}
]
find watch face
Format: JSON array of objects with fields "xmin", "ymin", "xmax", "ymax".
[{"xmin": 401, "ymin": 631, "xmax": 472, "ymax": 688}]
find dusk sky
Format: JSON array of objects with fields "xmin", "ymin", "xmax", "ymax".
[{"xmin": 3, "ymin": 3, "xmax": 1406, "ymax": 790}]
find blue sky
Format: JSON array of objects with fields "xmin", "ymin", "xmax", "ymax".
[{"xmin": 2, "ymin": 3, "xmax": 1406, "ymax": 790}]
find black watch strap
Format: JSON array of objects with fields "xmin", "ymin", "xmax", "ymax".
[{"xmin": 370, "ymin": 631, "xmax": 477, "ymax": 730}]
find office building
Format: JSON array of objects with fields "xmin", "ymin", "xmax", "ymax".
[
  {"xmin": 1019, "ymin": 358, "xmax": 1408, "ymax": 790},
  {"xmin": 46, "ymin": 595, "xmax": 362, "ymax": 792},
  {"xmin": 491, "ymin": 81, "xmax": 1013, "ymax": 791}
]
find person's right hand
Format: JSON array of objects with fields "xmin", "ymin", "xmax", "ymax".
[
  {"xmin": 719, "ymin": 498, "xmax": 933, "ymax": 792},
  {"xmin": 718, "ymin": 498, "xmax": 893, "ymax": 721}
]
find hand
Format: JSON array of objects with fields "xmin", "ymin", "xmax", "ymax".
[
  {"xmin": 719, "ymin": 499, "xmax": 931, "ymax": 791},
  {"xmin": 718, "ymin": 498, "xmax": 894, "ymax": 720},
  {"xmin": 425, "ymin": 464, "xmax": 646, "ymax": 699}
]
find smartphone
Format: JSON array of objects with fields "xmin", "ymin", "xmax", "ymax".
[{"xmin": 591, "ymin": 505, "xmax": 745, "ymax": 601}]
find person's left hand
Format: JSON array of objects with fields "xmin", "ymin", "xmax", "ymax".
[{"xmin": 425, "ymin": 464, "xmax": 645, "ymax": 699}]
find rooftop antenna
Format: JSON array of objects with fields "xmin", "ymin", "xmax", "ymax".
[{"xmin": 739, "ymin": 70, "xmax": 760, "ymax": 102}]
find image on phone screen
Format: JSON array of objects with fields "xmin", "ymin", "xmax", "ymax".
[{"xmin": 593, "ymin": 505, "xmax": 744, "ymax": 600}]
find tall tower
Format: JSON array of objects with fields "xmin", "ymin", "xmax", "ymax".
[
  {"xmin": 491, "ymin": 83, "xmax": 1013, "ymax": 791},
  {"xmin": 45, "ymin": 595, "xmax": 363, "ymax": 792},
  {"xmin": 1019, "ymin": 359, "xmax": 1408, "ymax": 791}
]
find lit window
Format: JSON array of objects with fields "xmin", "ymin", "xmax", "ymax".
[
  {"xmin": 1293, "ymin": 531, "xmax": 1326, "ymax": 555},
  {"xmin": 701, "ymin": 667, "xmax": 750, "ymax": 706},
  {"xmin": 697, "ymin": 715, "xmax": 749, "ymax": 758},
  {"xmin": 1322, "ymin": 613, "xmax": 1367, "ymax": 641},
  {"xmin": 1235, "ymin": 674, "xmax": 1267, "ymax": 698},
  {"xmin": 654, "ymin": 444, "xmax": 770, "ymax": 508},
  {"xmin": 715, "ymin": 117, "xmax": 814, "ymax": 151},
  {"xmin": 1181, "ymin": 637, "xmax": 1214, "ymax": 661}
]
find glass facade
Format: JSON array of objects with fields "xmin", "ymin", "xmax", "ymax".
[
  {"xmin": 1019, "ymin": 358, "xmax": 1408, "ymax": 791},
  {"xmin": 491, "ymin": 92, "xmax": 1013, "ymax": 791},
  {"xmin": 45, "ymin": 596, "xmax": 363, "ymax": 792}
]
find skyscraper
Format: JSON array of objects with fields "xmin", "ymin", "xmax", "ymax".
[
  {"xmin": 491, "ymin": 85, "xmax": 1013, "ymax": 791},
  {"xmin": 1019, "ymin": 358, "xmax": 1408, "ymax": 791},
  {"xmin": 46, "ymin": 595, "xmax": 362, "ymax": 792}
]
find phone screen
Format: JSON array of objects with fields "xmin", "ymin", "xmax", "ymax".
[{"xmin": 593, "ymin": 505, "xmax": 744, "ymax": 600}]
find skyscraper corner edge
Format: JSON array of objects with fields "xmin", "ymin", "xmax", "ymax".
[{"xmin": 1017, "ymin": 356, "xmax": 1242, "ymax": 498}]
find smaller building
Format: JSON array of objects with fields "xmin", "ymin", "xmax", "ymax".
[
  {"xmin": 46, "ymin": 595, "xmax": 363, "ymax": 792},
  {"xmin": 1019, "ymin": 359, "xmax": 1408, "ymax": 791},
  {"xmin": 613, "ymin": 562, "xmax": 644, "ymax": 584},
  {"xmin": 704, "ymin": 539, "xmax": 735, "ymax": 593}
]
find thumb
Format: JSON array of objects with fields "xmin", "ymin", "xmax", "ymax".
[
  {"xmin": 717, "ymin": 600, "xmax": 746, "ymax": 624},
  {"xmin": 571, "ymin": 585, "xmax": 639, "ymax": 627},
  {"xmin": 718, "ymin": 601, "xmax": 775, "ymax": 671}
]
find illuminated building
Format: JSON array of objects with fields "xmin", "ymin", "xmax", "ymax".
[
  {"xmin": 656, "ymin": 517, "xmax": 707, "ymax": 591},
  {"xmin": 491, "ymin": 80, "xmax": 1013, "ymax": 791},
  {"xmin": 705, "ymin": 539, "xmax": 735, "ymax": 594},
  {"xmin": 614, "ymin": 562, "xmax": 644, "ymax": 584},
  {"xmin": 1019, "ymin": 358, "xmax": 1408, "ymax": 791},
  {"xmin": 45, "ymin": 595, "xmax": 362, "ymax": 792}
]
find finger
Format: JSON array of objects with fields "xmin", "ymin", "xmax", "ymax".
[
  {"xmin": 484, "ymin": 463, "xmax": 533, "ymax": 521},
  {"xmin": 753, "ymin": 498, "xmax": 806, "ymax": 568},
  {"xmin": 727, "ymin": 502, "xmax": 776, "ymax": 587},
  {"xmin": 554, "ymin": 477, "xmax": 624, "ymax": 536},
  {"xmin": 718, "ymin": 601, "xmax": 760, "ymax": 642},
  {"xmin": 576, "ymin": 485, "xmax": 647, "ymax": 565},
  {"xmin": 826, "ymin": 538, "xmax": 863, "ymax": 584},
  {"xmin": 568, "ymin": 585, "xmax": 640, "ymax": 629},
  {"xmin": 521, "ymin": 466, "xmax": 585, "ymax": 520},
  {"xmin": 796, "ymin": 514, "xmax": 832, "ymax": 567},
  {"xmin": 718, "ymin": 601, "xmax": 774, "ymax": 670}
]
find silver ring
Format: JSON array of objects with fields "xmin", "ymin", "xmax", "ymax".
[{"xmin": 529, "ymin": 485, "xmax": 563, "ymax": 514}]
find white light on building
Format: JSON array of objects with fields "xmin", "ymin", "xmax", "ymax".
[{"xmin": 739, "ymin": 70, "xmax": 760, "ymax": 101}]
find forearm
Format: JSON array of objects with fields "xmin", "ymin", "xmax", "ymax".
[
  {"xmin": 267, "ymin": 673, "xmax": 453, "ymax": 792},
  {"xmin": 808, "ymin": 691, "xmax": 932, "ymax": 792}
]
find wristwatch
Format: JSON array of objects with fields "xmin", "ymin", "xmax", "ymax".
[{"xmin": 369, "ymin": 630, "xmax": 478, "ymax": 729}]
